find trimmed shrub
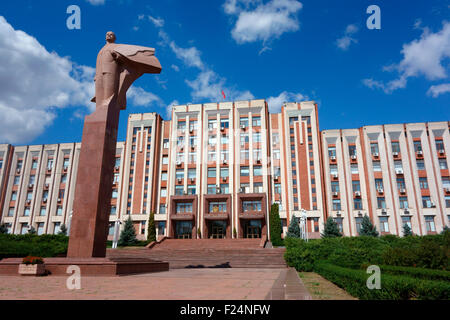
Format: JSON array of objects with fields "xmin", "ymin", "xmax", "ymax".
[
  {"xmin": 0, "ymin": 234, "xmax": 68, "ymax": 260},
  {"xmin": 147, "ymin": 212, "xmax": 156, "ymax": 242},
  {"xmin": 375, "ymin": 265, "xmax": 450, "ymax": 282},
  {"xmin": 315, "ymin": 262, "xmax": 450, "ymax": 300},
  {"xmin": 269, "ymin": 203, "xmax": 283, "ymax": 246}
]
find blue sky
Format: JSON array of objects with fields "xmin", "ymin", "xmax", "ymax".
[{"xmin": 0, "ymin": 0, "xmax": 448, "ymax": 146}]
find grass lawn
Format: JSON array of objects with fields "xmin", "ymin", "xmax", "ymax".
[{"xmin": 299, "ymin": 272, "xmax": 358, "ymax": 300}]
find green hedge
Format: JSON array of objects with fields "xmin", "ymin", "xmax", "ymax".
[
  {"xmin": 0, "ymin": 234, "xmax": 68, "ymax": 260},
  {"xmin": 284, "ymin": 232, "xmax": 449, "ymax": 271},
  {"xmin": 374, "ymin": 265, "xmax": 450, "ymax": 282},
  {"xmin": 315, "ymin": 262, "xmax": 450, "ymax": 300}
]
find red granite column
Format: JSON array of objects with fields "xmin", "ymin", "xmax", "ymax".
[{"xmin": 67, "ymin": 104, "xmax": 120, "ymax": 258}]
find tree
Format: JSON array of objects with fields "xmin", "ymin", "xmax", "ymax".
[
  {"xmin": 359, "ymin": 215, "xmax": 379, "ymax": 237},
  {"xmin": 402, "ymin": 223, "xmax": 413, "ymax": 236},
  {"xmin": 147, "ymin": 212, "xmax": 156, "ymax": 242},
  {"xmin": 321, "ymin": 217, "xmax": 342, "ymax": 238},
  {"xmin": 118, "ymin": 216, "xmax": 137, "ymax": 246},
  {"xmin": 441, "ymin": 226, "xmax": 450, "ymax": 235},
  {"xmin": 58, "ymin": 224, "xmax": 68, "ymax": 235},
  {"xmin": 0, "ymin": 223, "xmax": 8, "ymax": 234},
  {"xmin": 269, "ymin": 203, "xmax": 283, "ymax": 246},
  {"xmin": 286, "ymin": 215, "xmax": 301, "ymax": 238}
]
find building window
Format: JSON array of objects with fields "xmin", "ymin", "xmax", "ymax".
[
  {"xmin": 187, "ymin": 185, "xmax": 196, "ymax": 195},
  {"xmin": 162, "ymin": 156, "xmax": 168, "ymax": 165},
  {"xmin": 348, "ymin": 145, "xmax": 357, "ymax": 157},
  {"xmin": 439, "ymin": 159, "xmax": 448, "ymax": 170},
  {"xmin": 331, "ymin": 181, "xmax": 339, "ymax": 193},
  {"xmin": 419, "ymin": 177, "xmax": 429, "ymax": 190},
  {"xmin": 401, "ymin": 216, "xmax": 411, "ymax": 230},
  {"xmin": 445, "ymin": 195, "xmax": 450, "ymax": 208},
  {"xmin": 413, "ymin": 140, "xmax": 422, "ymax": 152},
  {"xmin": 391, "ymin": 141, "xmax": 400, "ymax": 154},
  {"xmin": 13, "ymin": 176, "xmax": 20, "ymax": 185},
  {"xmin": 254, "ymin": 182, "xmax": 263, "ymax": 193},
  {"xmin": 21, "ymin": 223, "xmax": 29, "ymax": 235},
  {"xmin": 399, "ymin": 197, "xmax": 408, "ymax": 209},
  {"xmin": 442, "ymin": 177, "xmax": 450, "ymax": 190},
  {"xmin": 240, "ymin": 166, "xmax": 250, "ymax": 176},
  {"xmin": 160, "ymin": 188, "xmax": 167, "ymax": 197},
  {"xmin": 379, "ymin": 217, "xmax": 389, "ymax": 233},
  {"xmin": 377, "ymin": 197, "xmax": 386, "ymax": 209},
  {"xmin": 328, "ymin": 146, "xmax": 336, "ymax": 158},
  {"xmin": 157, "ymin": 221, "xmax": 166, "ymax": 236},
  {"xmin": 37, "ymin": 223, "xmax": 45, "ymax": 236},
  {"xmin": 207, "ymin": 119, "xmax": 217, "ymax": 130},
  {"xmin": 422, "ymin": 196, "xmax": 433, "ymax": 208},
  {"xmin": 207, "ymin": 167, "xmax": 216, "ymax": 178},
  {"xmin": 373, "ymin": 161, "xmax": 381, "ymax": 172},
  {"xmin": 425, "ymin": 216, "xmax": 436, "ymax": 233},
  {"xmin": 56, "ymin": 206, "xmax": 63, "ymax": 216},
  {"xmin": 330, "ymin": 164, "xmax": 338, "ymax": 175},
  {"xmin": 242, "ymin": 201, "xmax": 262, "ymax": 212},
  {"xmin": 370, "ymin": 142, "xmax": 379, "ymax": 155},
  {"xmin": 375, "ymin": 179, "xmax": 384, "ymax": 191},
  {"xmin": 253, "ymin": 166, "xmax": 263, "ymax": 176},
  {"xmin": 40, "ymin": 207, "xmax": 46, "ymax": 216},
  {"xmin": 333, "ymin": 218, "xmax": 343, "ymax": 233},
  {"xmin": 416, "ymin": 159, "xmax": 425, "ymax": 170},
  {"xmin": 176, "ymin": 203, "xmax": 192, "ymax": 213},
  {"xmin": 175, "ymin": 186, "xmax": 184, "ymax": 195},
  {"xmin": 220, "ymin": 183, "xmax": 228, "ymax": 195},
  {"xmin": 435, "ymin": 140, "xmax": 444, "ymax": 152},
  {"xmin": 240, "ymin": 117, "xmax": 249, "ymax": 128},
  {"xmin": 252, "ymin": 116, "xmax": 261, "ymax": 127},
  {"xmin": 209, "ymin": 202, "xmax": 227, "ymax": 213},
  {"xmin": 354, "ymin": 198, "xmax": 363, "ymax": 210},
  {"xmin": 220, "ymin": 167, "xmax": 229, "ymax": 178},
  {"xmin": 176, "ymin": 169, "xmax": 184, "ymax": 180},
  {"xmin": 110, "ymin": 206, "xmax": 116, "ymax": 215},
  {"xmin": 161, "ymin": 172, "xmax": 168, "ymax": 181},
  {"xmin": 332, "ymin": 199, "xmax": 341, "ymax": 211},
  {"xmin": 355, "ymin": 217, "xmax": 363, "ymax": 234},
  {"xmin": 177, "ymin": 121, "xmax": 186, "ymax": 130},
  {"xmin": 159, "ymin": 204, "xmax": 166, "ymax": 214},
  {"xmin": 289, "ymin": 116, "xmax": 298, "ymax": 125},
  {"xmin": 207, "ymin": 184, "xmax": 216, "ymax": 194},
  {"xmin": 53, "ymin": 222, "xmax": 61, "ymax": 235},
  {"xmin": 397, "ymin": 178, "xmax": 405, "ymax": 191},
  {"xmin": 31, "ymin": 159, "xmax": 38, "ymax": 169},
  {"xmin": 274, "ymin": 183, "xmax": 281, "ymax": 194},
  {"xmin": 352, "ymin": 180, "xmax": 361, "ymax": 192},
  {"xmin": 253, "ymin": 132, "xmax": 262, "ymax": 143},
  {"xmin": 11, "ymin": 191, "xmax": 17, "ymax": 201},
  {"xmin": 24, "ymin": 207, "xmax": 30, "ymax": 217},
  {"xmin": 112, "ymin": 190, "xmax": 118, "ymax": 199}
]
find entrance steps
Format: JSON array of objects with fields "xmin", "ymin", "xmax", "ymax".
[{"xmin": 107, "ymin": 239, "xmax": 287, "ymax": 269}]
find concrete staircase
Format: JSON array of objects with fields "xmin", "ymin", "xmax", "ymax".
[{"xmin": 107, "ymin": 239, "xmax": 287, "ymax": 269}]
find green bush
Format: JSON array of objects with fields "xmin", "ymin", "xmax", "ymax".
[
  {"xmin": 284, "ymin": 234, "xmax": 449, "ymax": 272},
  {"xmin": 0, "ymin": 234, "xmax": 68, "ymax": 260},
  {"xmin": 375, "ymin": 265, "xmax": 450, "ymax": 282},
  {"xmin": 315, "ymin": 262, "xmax": 450, "ymax": 300}
]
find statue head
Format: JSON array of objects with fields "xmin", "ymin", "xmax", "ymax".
[{"xmin": 106, "ymin": 31, "xmax": 116, "ymax": 43}]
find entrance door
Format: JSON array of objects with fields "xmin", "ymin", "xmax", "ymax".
[
  {"xmin": 244, "ymin": 220, "xmax": 261, "ymax": 238},
  {"xmin": 210, "ymin": 221, "xmax": 226, "ymax": 239},
  {"xmin": 175, "ymin": 221, "xmax": 192, "ymax": 239}
]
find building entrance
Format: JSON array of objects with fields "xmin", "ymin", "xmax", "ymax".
[
  {"xmin": 209, "ymin": 221, "xmax": 226, "ymax": 239},
  {"xmin": 243, "ymin": 220, "xmax": 261, "ymax": 238},
  {"xmin": 175, "ymin": 221, "xmax": 192, "ymax": 239}
]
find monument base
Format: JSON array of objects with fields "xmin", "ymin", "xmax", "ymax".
[{"xmin": 0, "ymin": 257, "xmax": 169, "ymax": 276}]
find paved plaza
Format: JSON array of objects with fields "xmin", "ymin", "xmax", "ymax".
[{"xmin": 0, "ymin": 268, "xmax": 311, "ymax": 300}]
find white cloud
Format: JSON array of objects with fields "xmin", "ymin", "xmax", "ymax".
[
  {"xmin": 0, "ymin": 16, "xmax": 161, "ymax": 144},
  {"xmin": 127, "ymin": 87, "xmax": 163, "ymax": 107},
  {"xmin": 266, "ymin": 91, "xmax": 308, "ymax": 113},
  {"xmin": 147, "ymin": 16, "xmax": 165, "ymax": 27},
  {"xmin": 165, "ymin": 100, "xmax": 179, "ymax": 120},
  {"xmin": 86, "ymin": 0, "xmax": 106, "ymax": 5},
  {"xmin": 171, "ymin": 64, "xmax": 180, "ymax": 72},
  {"xmin": 427, "ymin": 83, "xmax": 450, "ymax": 97},
  {"xmin": 186, "ymin": 70, "xmax": 254, "ymax": 102},
  {"xmin": 336, "ymin": 24, "xmax": 359, "ymax": 51},
  {"xmin": 364, "ymin": 21, "xmax": 450, "ymax": 94},
  {"xmin": 169, "ymin": 41, "xmax": 204, "ymax": 69},
  {"xmin": 223, "ymin": 0, "xmax": 303, "ymax": 44}
]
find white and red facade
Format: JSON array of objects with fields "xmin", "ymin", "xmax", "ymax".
[{"xmin": 0, "ymin": 99, "xmax": 449, "ymax": 238}]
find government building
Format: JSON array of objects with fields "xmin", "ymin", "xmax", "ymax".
[{"xmin": 0, "ymin": 99, "xmax": 449, "ymax": 239}]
